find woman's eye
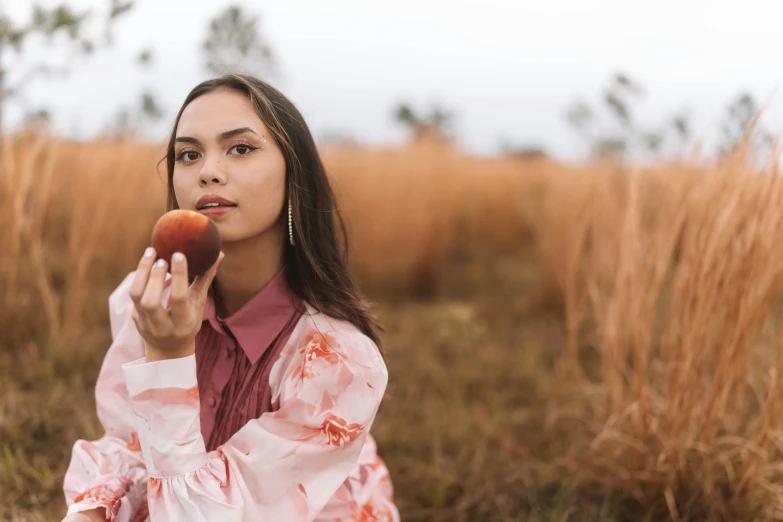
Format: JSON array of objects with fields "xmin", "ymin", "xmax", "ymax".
[
  {"xmin": 177, "ymin": 151, "xmax": 200, "ymax": 162},
  {"xmin": 230, "ymin": 145, "xmax": 256, "ymax": 155}
]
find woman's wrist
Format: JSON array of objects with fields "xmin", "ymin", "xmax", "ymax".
[
  {"xmin": 144, "ymin": 341, "xmax": 196, "ymax": 362},
  {"xmin": 63, "ymin": 508, "xmax": 105, "ymax": 521},
  {"xmin": 85, "ymin": 508, "xmax": 107, "ymax": 521}
]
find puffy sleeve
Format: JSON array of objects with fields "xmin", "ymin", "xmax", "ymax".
[
  {"xmin": 120, "ymin": 316, "xmax": 389, "ymax": 521},
  {"xmin": 63, "ymin": 271, "xmax": 150, "ymax": 522}
]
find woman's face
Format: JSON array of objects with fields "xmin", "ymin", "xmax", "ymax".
[{"xmin": 172, "ymin": 88, "xmax": 286, "ymax": 244}]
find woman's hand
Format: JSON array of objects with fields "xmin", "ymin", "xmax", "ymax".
[{"xmin": 130, "ymin": 248, "xmax": 224, "ymax": 362}]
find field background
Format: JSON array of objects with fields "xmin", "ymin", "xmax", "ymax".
[{"xmin": 5, "ymin": 133, "xmax": 783, "ymax": 521}]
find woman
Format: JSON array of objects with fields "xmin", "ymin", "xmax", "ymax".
[{"xmin": 61, "ymin": 74, "xmax": 399, "ymax": 522}]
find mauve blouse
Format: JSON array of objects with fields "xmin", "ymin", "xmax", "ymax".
[{"xmin": 196, "ymin": 267, "xmax": 303, "ymax": 451}]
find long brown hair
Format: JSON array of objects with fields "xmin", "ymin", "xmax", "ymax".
[{"xmin": 163, "ymin": 74, "xmax": 384, "ymax": 351}]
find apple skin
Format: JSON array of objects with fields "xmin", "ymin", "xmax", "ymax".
[{"xmin": 151, "ymin": 210, "xmax": 221, "ymax": 279}]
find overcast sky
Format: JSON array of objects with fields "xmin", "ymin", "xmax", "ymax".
[{"xmin": 5, "ymin": 0, "xmax": 783, "ymax": 159}]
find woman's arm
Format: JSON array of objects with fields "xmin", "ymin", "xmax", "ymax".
[
  {"xmin": 63, "ymin": 272, "xmax": 149, "ymax": 522},
  {"xmin": 121, "ymin": 320, "xmax": 388, "ymax": 521}
]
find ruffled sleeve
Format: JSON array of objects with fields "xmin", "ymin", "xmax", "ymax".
[
  {"xmin": 63, "ymin": 272, "xmax": 150, "ymax": 522},
  {"xmin": 120, "ymin": 312, "xmax": 388, "ymax": 521}
]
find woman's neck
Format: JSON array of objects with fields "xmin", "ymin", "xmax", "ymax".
[{"xmin": 211, "ymin": 226, "xmax": 285, "ymax": 318}]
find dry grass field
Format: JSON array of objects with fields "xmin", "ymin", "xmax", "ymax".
[{"xmin": 3, "ymin": 134, "xmax": 783, "ymax": 521}]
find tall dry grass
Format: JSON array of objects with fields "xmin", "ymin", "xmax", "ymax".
[
  {"xmin": 0, "ymin": 136, "xmax": 167, "ymax": 352},
  {"xmin": 8, "ymin": 131, "xmax": 783, "ymax": 520},
  {"xmin": 537, "ymin": 151, "xmax": 783, "ymax": 519},
  {"xmin": 324, "ymin": 139, "xmax": 547, "ymax": 296},
  {"xmin": 0, "ymin": 134, "xmax": 541, "ymax": 352}
]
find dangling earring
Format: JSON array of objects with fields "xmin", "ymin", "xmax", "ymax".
[{"xmin": 288, "ymin": 198, "xmax": 295, "ymax": 246}]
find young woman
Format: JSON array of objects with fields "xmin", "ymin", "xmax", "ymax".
[{"xmin": 61, "ymin": 74, "xmax": 399, "ymax": 522}]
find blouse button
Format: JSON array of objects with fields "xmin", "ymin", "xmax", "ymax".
[{"xmin": 207, "ymin": 396, "xmax": 217, "ymax": 408}]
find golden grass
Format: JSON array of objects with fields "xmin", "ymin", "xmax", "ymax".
[
  {"xmin": 324, "ymin": 140, "xmax": 546, "ymax": 296},
  {"xmin": 537, "ymin": 151, "xmax": 783, "ymax": 520},
  {"xmin": 0, "ymin": 136, "xmax": 167, "ymax": 350},
  {"xmin": 5, "ymin": 133, "xmax": 783, "ymax": 520},
  {"xmin": 0, "ymin": 134, "xmax": 545, "ymax": 348}
]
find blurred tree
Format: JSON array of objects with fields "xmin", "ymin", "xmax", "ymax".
[
  {"xmin": 498, "ymin": 136, "xmax": 548, "ymax": 159},
  {"xmin": 719, "ymin": 92, "xmax": 772, "ymax": 156},
  {"xmin": 395, "ymin": 103, "xmax": 422, "ymax": 130},
  {"xmin": 672, "ymin": 112, "xmax": 690, "ymax": 142},
  {"xmin": 140, "ymin": 90, "xmax": 163, "ymax": 120},
  {"xmin": 565, "ymin": 72, "xmax": 642, "ymax": 159},
  {"xmin": 22, "ymin": 108, "xmax": 51, "ymax": 133},
  {"xmin": 105, "ymin": 89, "xmax": 164, "ymax": 138},
  {"xmin": 642, "ymin": 131, "xmax": 663, "ymax": 153},
  {"xmin": 565, "ymin": 99, "xmax": 594, "ymax": 142},
  {"xmin": 502, "ymin": 145, "xmax": 548, "ymax": 160},
  {"xmin": 103, "ymin": 47, "xmax": 165, "ymax": 139},
  {"xmin": 135, "ymin": 49, "xmax": 164, "ymax": 127},
  {"xmin": 394, "ymin": 101, "xmax": 455, "ymax": 140},
  {"xmin": 603, "ymin": 73, "xmax": 644, "ymax": 130},
  {"xmin": 0, "ymin": 0, "xmax": 134, "ymax": 138},
  {"xmin": 137, "ymin": 48, "xmax": 153, "ymax": 66},
  {"xmin": 564, "ymin": 71, "xmax": 692, "ymax": 161},
  {"xmin": 593, "ymin": 137, "xmax": 627, "ymax": 160},
  {"xmin": 203, "ymin": 5, "xmax": 275, "ymax": 77}
]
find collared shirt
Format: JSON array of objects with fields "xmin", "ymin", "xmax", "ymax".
[{"xmin": 196, "ymin": 267, "xmax": 303, "ymax": 451}]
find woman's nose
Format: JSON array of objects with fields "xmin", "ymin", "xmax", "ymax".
[
  {"xmin": 199, "ymin": 175, "xmax": 222, "ymax": 185},
  {"xmin": 198, "ymin": 160, "xmax": 226, "ymax": 185}
]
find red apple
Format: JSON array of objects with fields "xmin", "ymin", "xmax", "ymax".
[{"xmin": 151, "ymin": 210, "xmax": 221, "ymax": 278}]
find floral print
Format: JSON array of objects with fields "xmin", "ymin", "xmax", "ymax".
[{"xmin": 63, "ymin": 271, "xmax": 399, "ymax": 521}]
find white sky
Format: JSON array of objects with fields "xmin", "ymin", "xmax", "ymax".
[{"xmin": 5, "ymin": 0, "xmax": 783, "ymax": 159}]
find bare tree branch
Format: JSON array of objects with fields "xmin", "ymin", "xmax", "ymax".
[{"xmin": 202, "ymin": 5, "xmax": 275, "ymax": 77}]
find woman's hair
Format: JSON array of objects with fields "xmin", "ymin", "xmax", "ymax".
[{"xmin": 163, "ymin": 74, "xmax": 383, "ymax": 351}]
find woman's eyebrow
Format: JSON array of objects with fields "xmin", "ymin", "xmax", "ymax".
[
  {"xmin": 174, "ymin": 136, "xmax": 200, "ymax": 145},
  {"xmin": 217, "ymin": 127, "xmax": 257, "ymax": 141},
  {"xmin": 174, "ymin": 128, "xmax": 257, "ymax": 145}
]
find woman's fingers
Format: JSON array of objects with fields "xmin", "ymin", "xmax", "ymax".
[
  {"xmin": 139, "ymin": 258, "xmax": 171, "ymax": 331},
  {"xmin": 169, "ymin": 252, "xmax": 191, "ymax": 324},
  {"xmin": 130, "ymin": 247, "xmax": 221, "ymax": 349},
  {"xmin": 129, "ymin": 247, "xmax": 157, "ymax": 305}
]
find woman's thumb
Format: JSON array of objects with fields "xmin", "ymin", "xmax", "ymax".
[
  {"xmin": 192, "ymin": 251, "xmax": 224, "ymax": 296},
  {"xmin": 207, "ymin": 251, "xmax": 225, "ymax": 282}
]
